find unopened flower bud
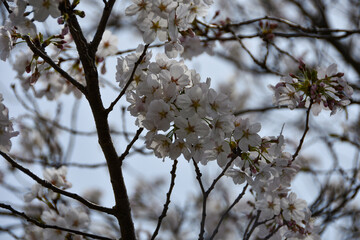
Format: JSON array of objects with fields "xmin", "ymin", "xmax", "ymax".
[
  {"xmin": 336, "ymin": 72, "xmax": 344, "ymax": 77},
  {"xmin": 25, "ymin": 65, "xmax": 31, "ymax": 73},
  {"xmin": 57, "ymin": 17, "xmax": 64, "ymax": 25}
]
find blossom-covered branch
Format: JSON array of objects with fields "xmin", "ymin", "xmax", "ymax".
[{"xmin": 0, "ymin": 203, "xmax": 114, "ymax": 240}]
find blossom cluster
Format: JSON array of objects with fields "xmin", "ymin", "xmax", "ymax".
[
  {"xmin": 0, "ymin": 94, "xmax": 18, "ymax": 152},
  {"xmin": 119, "ymin": 44, "xmax": 320, "ymax": 238},
  {"xmin": 271, "ymin": 62, "xmax": 353, "ymax": 115},
  {"xmin": 126, "ymin": 0, "xmax": 214, "ymax": 58},
  {"xmin": 24, "ymin": 166, "xmax": 91, "ymax": 240}
]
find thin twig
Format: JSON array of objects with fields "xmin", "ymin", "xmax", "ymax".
[
  {"xmin": 1, "ymin": 0, "xmax": 12, "ymax": 13},
  {"xmin": 118, "ymin": 127, "xmax": 144, "ymax": 164},
  {"xmin": 227, "ymin": 28, "xmax": 282, "ymax": 75},
  {"xmin": 23, "ymin": 36, "xmax": 86, "ymax": 94},
  {"xmin": 0, "ymin": 151, "xmax": 113, "ymax": 214},
  {"xmin": 234, "ymin": 105, "xmax": 290, "ymax": 115},
  {"xmin": 209, "ymin": 183, "xmax": 248, "ymax": 240},
  {"xmin": 151, "ymin": 159, "xmax": 178, "ymax": 240},
  {"xmin": 292, "ymin": 101, "xmax": 313, "ymax": 162},
  {"xmin": 192, "ymin": 160, "xmax": 205, "ymax": 194},
  {"xmin": 106, "ymin": 44, "xmax": 150, "ymax": 114},
  {"xmin": 206, "ymin": 157, "xmax": 237, "ymax": 194},
  {"xmin": 196, "ymin": 157, "xmax": 236, "ymax": 240},
  {"xmin": 90, "ymin": 0, "xmax": 116, "ymax": 54},
  {"xmin": 244, "ymin": 210, "xmax": 261, "ymax": 240},
  {"xmin": 0, "ymin": 203, "xmax": 114, "ymax": 240}
]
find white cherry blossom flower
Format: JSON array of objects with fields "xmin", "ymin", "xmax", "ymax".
[
  {"xmin": 24, "ymin": 184, "xmax": 45, "ymax": 202},
  {"xmin": 148, "ymin": 53, "xmax": 175, "ymax": 74},
  {"xmin": 234, "ymin": 118, "xmax": 262, "ymax": 151},
  {"xmin": 174, "ymin": 115, "xmax": 209, "ymax": 143},
  {"xmin": 226, "ymin": 166, "xmax": 252, "ymax": 185},
  {"xmin": 125, "ymin": 0, "xmax": 152, "ymax": 20},
  {"xmin": 169, "ymin": 139, "xmax": 191, "ymax": 160},
  {"xmin": 145, "ymin": 99, "xmax": 174, "ymax": 131},
  {"xmin": 256, "ymin": 195, "xmax": 281, "ymax": 220},
  {"xmin": 210, "ymin": 114, "xmax": 235, "ymax": 139},
  {"xmin": 43, "ymin": 166, "xmax": 72, "ymax": 189},
  {"xmin": 159, "ymin": 63, "xmax": 189, "ymax": 90},
  {"xmin": 9, "ymin": 0, "xmax": 37, "ymax": 36},
  {"xmin": 164, "ymin": 39, "xmax": 184, "ymax": 58},
  {"xmin": 0, "ymin": 27, "xmax": 13, "ymax": 61},
  {"xmin": 271, "ymin": 75, "xmax": 300, "ymax": 110},
  {"xmin": 28, "ymin": 0, "xmax": 61, "ymax": 22},
  {"xmin": 152, "ymin": 0, "xmax": 177, "ymax": 19},
  {"xmin": 206, "ymin": 88, "xmax": 233, "ymax": 117},
  {"xmin": 0, "ymin": 94, "xmax": 19, "ymax": 152},
  {"xmin": 97, "ymin": 30, "xmax": 118, "ymax": 58},
  {"xmin": 176, "ymin": 85, "xmax": 207, "ymax": 117},
  {"xmin": 58, "ymin": 204, "xmax": 90, "ymax": 229},
  {"xmin": 204, "ymin": 140, "xmax": 231, "ymax": 167},
  {"xmin": 281, "ymin": 192, "xmax": 308, "ymax": 223},
  {"xmin": 148, "ymin": 134, "xmax": 172, "ymax": 158},
  {"xmin": 139, "ymin": 15, "xmax": 168, "ymax": 43}
]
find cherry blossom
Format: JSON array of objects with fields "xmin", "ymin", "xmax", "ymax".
[
  {"xmin": 0, "ymin": 26, "xmax": 12, "ymax": 61},
  {"xmin": 0, "ymin": 94, "xmax": 19, "ymax": 152},
  {"xmin": 271, "ymin": 62, "xmax": 353, "ymax": 115},
  {"xmin": 28, "ymin": 0, "xmax": 61, "ymax": 22},
  {"xmin": 96, "ymin": 30, "xmax": 118, "ymax": 58},
  {"xmin": 281, "ymin": 192, "xmax": 308, "ymax": 223}
]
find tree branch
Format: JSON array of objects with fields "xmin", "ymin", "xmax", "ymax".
[
  {"xmin": 0, "ymin": 203, "xmax": 114, "ymax": 240},
  {"xmin": 151, "ymin": 159, "xmax": 178, "ymax": 240},
  {"xmin": 60, "ymin": 1, "xmax": 137, "ymax": 238},
  {"xmin": 118, "ymin": 127, "xmax": 144, "ymax": 164},
  {"xmin": 209, "ymin": 183, "xmax": 248, "ymax": 240},
  {"xmin": 106, "ymin": 44, "xmax": 150, "ymax": 114},
  {"xmin": 90, "ymin": 0, "xmax": 117, "ymax": 55},
  {"xmin": 23, "ymin": 36, "xmax": 87, "ymax": 95},
  {"xmin": 292, "ymin": 101, "xmax": 313, "ymax": 162},
  {"xmin": 0, "ymin": 151, "xmax": 113, "ymax": 214}
]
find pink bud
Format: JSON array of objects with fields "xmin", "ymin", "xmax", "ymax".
[
  {"xmin": 25, "ymin": 65, "xmax": 31, "ymax": 73},
  {"xmin": 57, "ymin": 17, "xmax": 64, "ymax": 24},
  {"xmin": 336, "ymin": 72, "xmax": 344, "ymax": 77}
]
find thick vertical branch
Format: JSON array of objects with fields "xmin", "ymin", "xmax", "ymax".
[{"xmin": 59, "ymin": 1, "xmax": 136, "ymax": 239}]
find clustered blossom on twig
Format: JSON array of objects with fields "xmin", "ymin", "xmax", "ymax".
[
  {"xmin": 0, "ymin": 0, "xmax": 357, "ymax": 239},
  {"xmin": 23, "ymin": 166, "xmax": 95, "ymax": 240},
  {"xmin": 118, "ymin": 45, "xmax": 321, "ymax": 239},
  {"xmin": 126, "ymin": 0, "xmax": 214, "ymax": 58},
  {"xmin": 271, "ymin": 62, "xmax": 353, "ymax": 115}
]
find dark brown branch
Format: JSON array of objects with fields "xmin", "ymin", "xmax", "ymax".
[
  {"xmin": 0, "ymin": 203, "xmax": 114, "ymax": 240},
  {"xmin": 234, "ymin": 105, "xmax": 289, "ymax": 115},
  {"xmin": 192, "ymin": 160, "xmax": 205, "ymax": 194},
  {"xmin": 23, "ymin": 36, "xmax": 87, "ymax": 95},
  {"xmin": 60, "ymin": 1, "xmax": 137, "ymax": 238},
  {"xmin": 244, "ymin": 210, "xmax": 261, "ymax": 240},
  {"xmin": 1, "ymin": 0, "xmax": 12, "ymax": 13},
  {"xmin": 90, "ymin": 0, "xmax": 117, "ymax": 55},
  {"xmin": 118, "ymin": 127, "xmax": 144, "ymax": 164},
  {"xmin": 292, "ymin": 101, "xmax": 313, "ymax": 162},
  {"xmin": 209, "ymin": 183, "xmax": 248, "ymax": 240},
  {"xmin": 227, "ymin": 28, "xmax": 282, "ymax": 76},
  {"xmin": 196, "ymin": 157, "xmax": 237, "ymax": 240},
  {"xmin": 206, "ymin": 157, "xmax": 237, "ymax": 195},
  {"xmin": 151, "ymin": 159, "xmax": 178, "ymax": 240},
  {"xmin": 0, "ymin": 151, "xmax": 113, "ymax": 214}
]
